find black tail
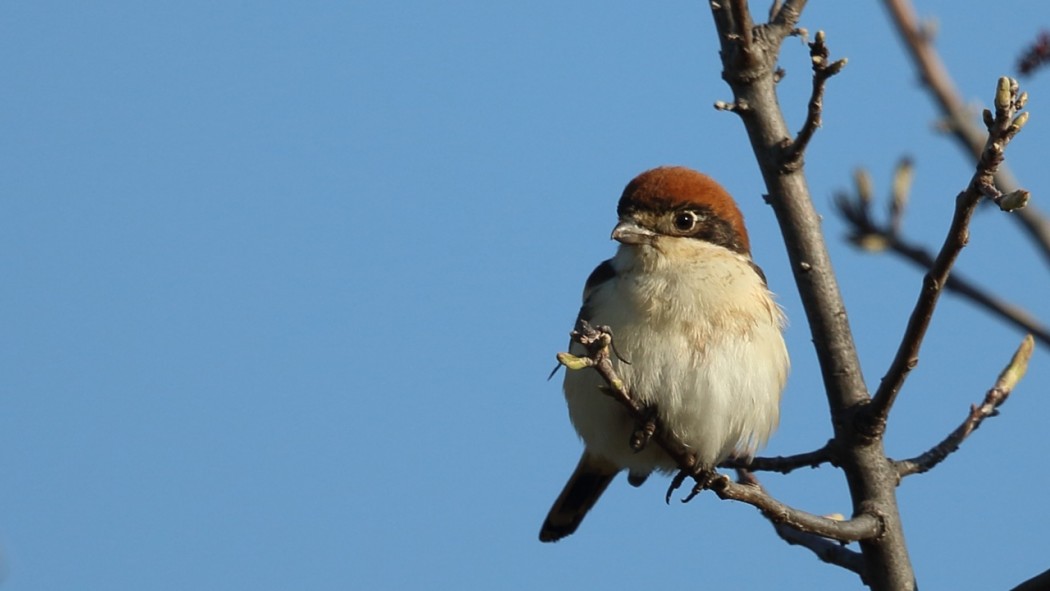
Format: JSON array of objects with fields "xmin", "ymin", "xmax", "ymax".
[{"xmin": 539, "ymin": 453, "xmax": 618, "ymax": 542}]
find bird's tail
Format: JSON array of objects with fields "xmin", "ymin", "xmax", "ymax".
[{"xmin": 539, "ymin": 453, "xmax": 619, "ymax": 542}]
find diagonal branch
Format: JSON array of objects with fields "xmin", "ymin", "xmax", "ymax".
[
  {"xmin": 881, "ymin": 0, "xmax": 1050, "ymax": 266},
  {"xmin": 861, "ymin": 77, "xmax": 1030, "ymax": 436},
  {"xmin": 770, "ymin": 0, "xmax": 807, "ymax": 28},
  {"xmin": 895, "ymin": 335, "xmax": 1034, "ymax": 478}
]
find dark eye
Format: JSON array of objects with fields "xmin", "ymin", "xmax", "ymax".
[{"xmin": 673, "ymin": 211, "xmax": 699, "ymax": 232}]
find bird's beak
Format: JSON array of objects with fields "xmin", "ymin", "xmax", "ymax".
[{"xmin": 611, "ymin": 220, "xmax": 656, "ymax": 245}]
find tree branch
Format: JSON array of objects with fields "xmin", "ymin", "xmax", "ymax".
[
  {"xmin": 881, "ymin": 0, "xmax": 1050, "ymax": 266},
  {"xmin": 705, "ymin": 473, "xmax": 880, "ymax": 541},
  {"xmin": 784, "ymin": 30, "xmax": 847, "ymax": 167},
  {"xmin": 895, "ymin": 335, "xmax": 1034, "ymax": 478},
  {"xmin": 863, "ymin": 77, "xmax": 1030, "ymax": 435},
  {"xmin": 720, "ymin": 440, "xmax": 836, "ymax": 474}
]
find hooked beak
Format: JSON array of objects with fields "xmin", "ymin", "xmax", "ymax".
[{"xmin": 611, "ymin": 220, "xmax": 656, "ymax": 245}]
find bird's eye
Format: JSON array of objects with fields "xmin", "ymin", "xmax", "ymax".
[{"xmin": 673, "ymin": 211, "xmax": 699, "ymax": 232}]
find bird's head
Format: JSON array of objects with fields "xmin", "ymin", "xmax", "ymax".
[{"xmin": 612, "ymin": 166, "xmax": 751, "ymax": 256}]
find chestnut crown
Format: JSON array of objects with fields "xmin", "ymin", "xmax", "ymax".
[{"xmin": 617, "ymin": 166, "xmax": 751, "ymax": 255}]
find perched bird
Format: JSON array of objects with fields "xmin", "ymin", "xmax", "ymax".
[{"xmin": 539, "ymin": 166, "xmax": 789, "ymax": 542}]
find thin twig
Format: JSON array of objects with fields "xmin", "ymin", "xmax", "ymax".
[
  {"xmin": 881, "ymin": 0, "xmax": 1050, "ymax": 265},
  {"xmin": 720, "ymin": 440, "xmax": 836, "ymax": 474},
  {"xmin": 784, "ymin": 30, "xmax": 847, "ymax": 167},
  {"xmin": 770, "ymin": 0, "xmax": 807, "ymax": 28},
  {"xmin": 895, "ymin": 335, "xmax": 1034, "ymax": 478},
  {"xmin": 862, "ymin": 77, "xmax": 1030, "ymax": 436}
]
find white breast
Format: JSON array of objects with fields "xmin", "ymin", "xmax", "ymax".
[{"xmin": 563, "ymin": 239, "xmax": 788, "ymax": 478}]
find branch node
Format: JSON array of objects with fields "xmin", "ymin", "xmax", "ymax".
[{"xmin": 714, "ymin": 99, "xmax": 751, "ymax": 113}]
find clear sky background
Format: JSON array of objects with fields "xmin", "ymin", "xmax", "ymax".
[{"xmin": 2, "ymin": 2, "xmax": 1048, "ymax": 590}]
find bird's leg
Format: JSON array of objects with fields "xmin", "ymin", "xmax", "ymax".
[{"xmin": 630, "ymin": 406, "xmax": 658, "ymax": 452}]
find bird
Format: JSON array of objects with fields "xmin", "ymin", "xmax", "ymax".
[{"xmin": 539, "ymin": 166, "xmax": 789, "ymax": 543}]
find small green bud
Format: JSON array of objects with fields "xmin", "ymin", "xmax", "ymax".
[
  {"xmin": 994, "ymin": 76, "xmax": 1013, "ymax": 111},
  {"xmin": 998, "ymin": 334, "xmax": 1034, "ymax": 391},
  {"xmin": 1011, "ymin": 111, "xmax": 1030, "ymax": 132},
  {"xmin": 982, "ymin": 109, "xmax": 994, "ymax": 130},
  {"xmin": 998, "ymin": 189, "xmax": 1030, "ymax": 212}
]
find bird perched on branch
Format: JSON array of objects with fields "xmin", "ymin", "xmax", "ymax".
[{"xmin": 540, "ymin": 166, "xmax": 789, "ymax": 542}]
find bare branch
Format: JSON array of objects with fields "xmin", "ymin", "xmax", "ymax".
[
  {"xmin": 720, "ymin": 440, "xmax": 836, "ymax": 474},
  {"xmin": 881, "ymin": 0, "xmax": 1050, "ymax": 265},
  {"xmin": 895, "ymin": 335, "xmax": 1034, "ymax": 478},
  {"xmin": 863, "ymin": 77, "xmax": 1030, "ymax": 435},
  {"xmin": 705, "ymin": 474, "xmax": 881, "ymax": 542},
  {"xmin": 770, "ymin": 0, "xmax": 807, "ymax": 28},
  {"xmin": 784, "ymin": 30, "xmax": 847, "ymax": 167}
]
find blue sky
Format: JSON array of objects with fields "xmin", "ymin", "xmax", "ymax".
[{"xmin": 2, "ymin": 1, "xmax": 1049, "ymax": 589}]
